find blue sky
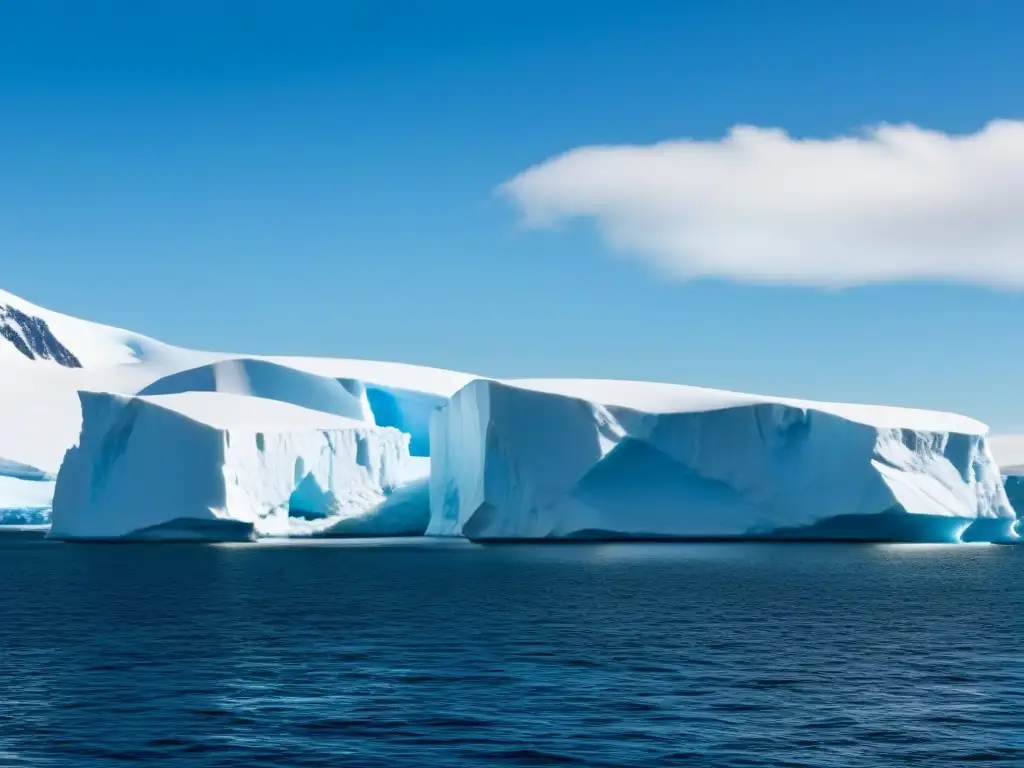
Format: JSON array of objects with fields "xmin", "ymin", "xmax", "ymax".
[{"xmin": 3, "ymin": 1, "xmax": 1024, "ymax": 428}]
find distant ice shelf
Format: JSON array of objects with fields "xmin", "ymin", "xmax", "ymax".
[
  {"xmin": 0, "ymin": 458, "xmax": 54, "ymax": 524},
  {"xmin": 49, "ymin": 391, "xmax": 416, "ymax": 541},
  {"xmin": 427, "ymin": 379, "xmax": 1018, "ymax": 543}
]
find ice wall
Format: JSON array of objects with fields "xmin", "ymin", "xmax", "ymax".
[
  {"xmin": 319, "ymin": 477, "xmax": 430, "ymax": 537},
  {"xmin": 139, "ymin": 360, "xmax": 451, "ymax": 459},
  {"xmin": 428, "ymin": 379, "xmax": 1016, "ymax": 542},
  {"xmin": 50, "ymin": 391, "xmax": 411, "ymax": 541}
]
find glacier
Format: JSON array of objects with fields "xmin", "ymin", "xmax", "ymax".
[
  {"xmin": 139, "ymin": 359, "xmax": 447, "ymax": 457},
  {"xmin": 49, "ymin": 391, "xmax": 413, "ymax": 541},
  {"xmin": 427, "ymin": 379, "xmax": 1017, "ymax": 543}
]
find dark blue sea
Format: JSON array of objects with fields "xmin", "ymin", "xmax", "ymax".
[{"xmin": 0, "ymin": 531, "xmax": 1021, "ymax": 767}]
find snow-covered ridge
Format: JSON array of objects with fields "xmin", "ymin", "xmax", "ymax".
[{"xmin": 0, "ymin": 289, "xmax": 175, "ymax": 368}]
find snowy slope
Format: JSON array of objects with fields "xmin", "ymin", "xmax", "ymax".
[
  {"xmin": 50, "ymin": 391, "xmax": 413, "ymax": 540},
  {"xmin": 428, "ymin": 379, "xmax": 1016, "ymax": 543},
  {"xmin": 0, "ymin": 289, "xmax": 182, "ymax": 368},
  {"xmin": 0, "ymin": 291, "xmax": 470, "ymax": 524},
  {"xmin": 0, "ymin": 291, "xmax": 469, "ymax": 475},
  {"xmin": 138, "ymin": 358, "xmax": 376, "ymax": 422}
]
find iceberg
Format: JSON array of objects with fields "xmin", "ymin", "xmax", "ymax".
[
  {"xmin": 0, "ymin": 289, "xmax": 470, "ymax": 524},
  {"xmin": 138, "ymin": 358, "xmax": 376, "ymax": 423},
  {"xmin": 427, "ymin": 379, "xmax": 1017, "ymax": 543},
  {"xmin": 2, "ymin": 287, "xmax": 1019, "ymax": 544},
  {"xmin": 49, "ymin": 391, "xmax": 412, "ymax": 541}
]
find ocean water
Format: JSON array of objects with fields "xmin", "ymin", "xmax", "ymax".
[{"xmin": 0, "ymin": 531, "xmax": 1021, "ymax": 767}]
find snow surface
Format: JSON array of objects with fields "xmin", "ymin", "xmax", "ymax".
[
  {"xmin": 49, "ymin": 391, "xmax": 413, "ymax": 540},
  {"xmin": 0, "ymin": 289, "xmax": 182, "ymax": 369},
  {"xmin": 0, "ymin": 291, "xmax": 467, "ymax": 525},
  {"xmin": 427, "ymin": 379, "xmax": 1017, "ymax": 542}
]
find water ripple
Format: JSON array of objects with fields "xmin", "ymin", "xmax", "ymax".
[{"xmin": 0, "ymin": 533, "xmax": 1021, "ymax": 766}]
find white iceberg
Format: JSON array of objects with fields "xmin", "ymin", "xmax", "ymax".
[
  {"xmin": 49, "ymin": 391, "xmax": 413, "ymax": 541},
  {"xmin": 137, "ymin": 358, "xmax": 376, "ymax": 422},
  {"xmin": 428, "ymin": 378, "xmax": 1017, "ymax": 543},
  {"xmin": 0, "ymin": 289, "xmax": 470, "ymax": 526}
]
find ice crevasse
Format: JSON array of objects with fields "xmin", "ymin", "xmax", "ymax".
[
  {"xmin": 427, "ymin": 379, "xmax": 1018, "ymax": 543},
  {"xmin": 49, "ymin": 391, "xmax": 414, "ymax": 541}
]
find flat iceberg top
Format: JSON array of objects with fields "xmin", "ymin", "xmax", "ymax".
[
  {"xmin": 131, "ymin": 392, "xmax": 370, "ymax": 431},
  {"xmin": 505, "ymin": 378, "xmax": 987, "ymax": 435}
]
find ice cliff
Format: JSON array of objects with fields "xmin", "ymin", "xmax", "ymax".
[
  {"xmin": 427, "ymin": 379, "xmax": 1017, "ymax": 543},
  {"xmin": 49, "ymin": 391, "xmax": 413, "ymax": 541}
]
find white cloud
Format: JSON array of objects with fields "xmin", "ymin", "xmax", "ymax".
[{"xmin": 500, "ymin": 121, "xmax": 1024, "ymax": 288}]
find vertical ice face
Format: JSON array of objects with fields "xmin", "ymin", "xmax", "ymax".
[
  {"xmin": 49, "ymin": 391, "xmax": 412, "ymax": 541},
  {"xmin": 427, "ymin": 379, "xmax": 1016, "ymax": 542},
  {"xmin": 363, "ymin": 385, "xmax": 449, "ymax": 457}
]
